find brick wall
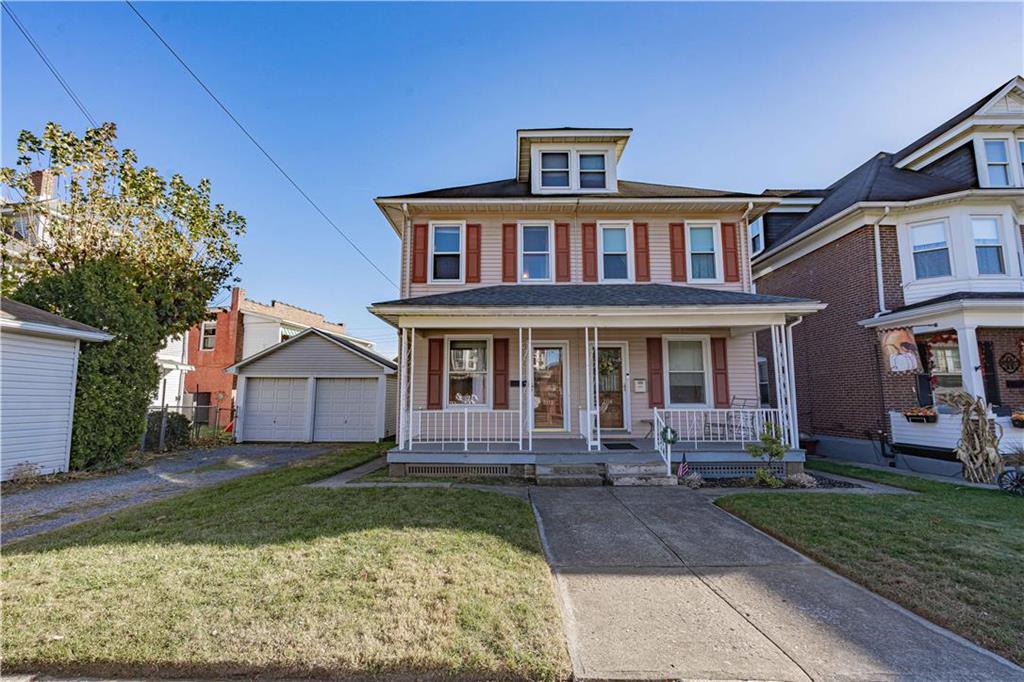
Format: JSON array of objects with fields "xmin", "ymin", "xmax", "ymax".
[
  {"xmin": 184, "ymin": 302, "xmax": 239, "ymax": 414},
  {"xmin": 978, "ymin": 328, "xmax": 1024, "ymax": 410}
]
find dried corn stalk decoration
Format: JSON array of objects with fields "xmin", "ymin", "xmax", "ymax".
[{"xmin": 947, "ymin": 391, "xmax": 1003, "ymax": 484}]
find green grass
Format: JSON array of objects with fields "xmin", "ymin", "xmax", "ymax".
[
  {"xmin": 2, "ymin": 443, "xmax": 570, "ymax": 680},
  {"xmin": 716, "ymin": 459, "xmax": 1024, "ymax": 666}
]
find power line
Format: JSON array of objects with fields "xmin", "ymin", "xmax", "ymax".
[
  {"xmin": 2, "ymin": 3, "xmax": 98, "ymax": 127},
  {"xmin": 123, "ymin": 0, "xmax": 397, "ymax": 289}
]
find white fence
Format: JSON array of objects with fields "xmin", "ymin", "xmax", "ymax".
[
  {"xmin": 657, "ymin": 408, "xmax": 783, "ymax": 446},
  {"xmin": 409, "ymin": 409, "xmax": 522, "ymax": 449}
]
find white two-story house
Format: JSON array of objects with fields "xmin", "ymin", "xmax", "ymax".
[{"xmin": 370, "ymin": 128, "xmax": 823, "ymax": 479}]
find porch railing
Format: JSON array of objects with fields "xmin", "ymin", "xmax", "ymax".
[
  {"xmin": 653, "ymin": 409, "xmax": 671, "ymax": 475},
  {"xmin": 578, "ymin": 408, "xmax": 599, "ymax": 450},
  {"xmin": 409, "ymin": 409, "xmax": 521, "ymax": 450},
  {"xmin": 658, "ymin": 408, "xmax": 783, "ymax": 446}
]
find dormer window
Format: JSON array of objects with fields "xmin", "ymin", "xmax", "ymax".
[
  {"xmin": 983, "ymin": 139, "xmax": 1011, "ymax": 187},
  {"xmin": 540, "ymin": 153, "xmax": 570, "ymax": 188},
  {"xmin": 579, "ymin": 154, "xmax": 606, "ymax": 188},
  {"xmin": 531, "ymin": 145, "xmax": 617, "ymax": 193}
]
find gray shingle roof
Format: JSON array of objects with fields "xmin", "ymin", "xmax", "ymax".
[
  {"xmin": 373, "ymin": 284, "xmax": 814, "ymax": 308},
  {"xmin": 1, "ymin": 297, "xmax": 107, "ymax": 335},
  {"xmin": 377, "ymin": 178, "xmax": 761, "ymax": 201},
  {"xmin": 888, "ymin": 291, "xmax": 1024, "ymax": 314}
]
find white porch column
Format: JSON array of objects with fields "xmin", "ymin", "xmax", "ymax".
[
  {"xmin": 770, "ymin": 324, "xmax": 795, "ymax": 448},
  {"xmin": 585, "ymin": 327, "xmax": 592, "ymax": 447},
  {"xmin": 398, "ymin": 328, "xmax": 408, "ymax": 449},
  {"xmin": 408, "ymin": 327, "xmax": 416, "ymax": 450},
  {"xmin": 518, "ymin": 327, "xmax": 523, "ymax": 451},
  {"xmin": 955, "ymin": 326, "xmax": 986, "ymax": 402},
  {"xmin": 785, "ymin": 322, "xmax": 800, "ymax": 448},
  {"xmin": 593, "ymin": 326, "xmax": 601, "ymax": 449},
  {"xmin": 527, "ymin": 327, "xmax": 533, "ymax": 451}
]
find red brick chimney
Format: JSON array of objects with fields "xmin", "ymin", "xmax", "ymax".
[
  {"xmin": 230, "ymin": 286, "xmax": 245, "ymax": 311},
  {"xmin": 29, "ymin": 169, "xmax": 56, "ymax": 199}
]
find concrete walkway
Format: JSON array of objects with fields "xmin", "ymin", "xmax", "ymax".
[
  {"xmin": 531, "ymin": 486, "xmax": 1023, "ymax": 681},
  {"xmin": 2, "ymin": 444, "xmax": 331, "ymax": 543}
]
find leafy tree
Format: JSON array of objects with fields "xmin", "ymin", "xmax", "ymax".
[{"xmin": 2, "ymin": 122, "xmax": 244, "ymax": 467}]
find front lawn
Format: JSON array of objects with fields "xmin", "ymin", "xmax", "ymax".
[
  {"xmin": 716, "ymin": 460, "xmax": 1024, "ymax": 666},
  {"xmin": 2, "ymin": 443, "xmax": 570, "ymax": 680}
]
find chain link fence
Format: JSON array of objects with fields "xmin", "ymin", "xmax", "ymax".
[{"xmin": 140, "ymin": 405, "xmax": 236, "ymax": 452}]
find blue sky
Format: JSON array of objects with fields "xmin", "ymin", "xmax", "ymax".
[{"xmin": 4, "ymin": 2, "xmax": 1022, "ymax": 354}]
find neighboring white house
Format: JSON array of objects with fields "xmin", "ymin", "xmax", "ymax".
[
  {"xmin": 0, "ymin": 297, "xmax": 112, "ymax": 480},
  {"xmin": 229, "ymin": 328, "xmax": 397, "ymax": 443},
  {"xmin": 152, "ymin": 333, "xmax": 192, "ymax": 408}
]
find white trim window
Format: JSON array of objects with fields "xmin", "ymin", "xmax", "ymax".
[
  {"xmin": 749, "ymin": 216, "xmax": 765, "ymax": 256},
  {"xmin": 598, "ymin": 221, "xmax": 633, "ymax": 281},
  {"xmin": 971, "ymin": 216, "xmax": 1005, "ymax": 275},
  {"xmin": 664, "ymin": 336, "xmax": 711, "ymax": 407},
  {"xmin": 686, "ymin": 222, "xmax": 722, "ymax": 282},
  {"xmin": 446, "ymin": 337, "xmax": 490, "ymax": 407},
  {"xmin": 540, "ymin": 151, "xmax": 571, "ymax": 189},
  {"xmin": 429, "ymin": 222, "xmax": 463, "ymax": 282},
  {"xmin": 200, "ymin": 320, "xmax": 217, "ymax": 351},
  {"xmin": 578, "ymin": 153, "xmax": 607, "ymax": 189},
  {"xmin": 910, "ymin": 220, "xmax": 951, "ymax": 279},
  {"xmin": 1018, "ymin": 138, "xmax": 1024, "ymax": 181},
  {"xmin": 983, "ymin": 139, "xmax": 1011, "ymax": 187},
  {"xmin": 519, "ymin": 222, "xmax": 553, "ymax": 282}
]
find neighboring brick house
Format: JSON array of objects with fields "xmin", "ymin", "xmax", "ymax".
[
  {"xmin": 751, "ymin": 76, "xmax": 1024, "ymax": 472},
  {"xmin": 183, "ymin": 287, "xmax": 369, "ymax": 422}
]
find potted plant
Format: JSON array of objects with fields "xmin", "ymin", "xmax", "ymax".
[
  {"xmin": 1011, "ymin": 410, "xmax": 1024, "ymax": 429},
  {"xmin": 902, "ymin": 406, "xmax": 938, "ymax": 423}
]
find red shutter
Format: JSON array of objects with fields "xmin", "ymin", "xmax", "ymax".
[
  {"xmin": 722, "ymin": 222, "xmax": 740, "ymax": 283},
  {"xmin": 582, "ymin": 223, "xmax": 598, "ymax": 282},
  {"xmin": 669, "ymin": 223, "xmax": 687, "ymax": 282},
  {"xmin": 427, "ymin": 338, "xmax": 444, "ymax": 409},
  {"xmin": 466, "ymin": 223, "xmax": 481, "ymax": 283},
  {"xmin": 493, "ymin": 338, "xmax": 509, "ymax": 409},
  {"xmin": 502, "ymin": 223, "xmax": 517, "ymax": 282},
  {"xmin": 634, "ymin": 222, "xmax": 650, "ymax": 282},
  {"xmin": 711, "ymin": 337, "xmax": 730, "ymax": 408},
  {"xmin": 411, "ymin": 223, "xmax": 428, "ymax": 284},
  {"xmin": 646, "ymin": 337, "xmax": 664, "ymax": 408},
  {"xmin": 555, "ymin": 223, "xmax": 570, "ymax": 282}
]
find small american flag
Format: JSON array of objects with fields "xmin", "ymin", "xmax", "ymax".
[{"xmin": 677, "ymin": 459, "xmax": 689, "ymax": 478}]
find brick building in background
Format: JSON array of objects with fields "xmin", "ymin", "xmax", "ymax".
[
  {"xmin": 751, "ymin": 76, "xmax": 1024, "ymax": 475},
  {"xmin": 184, "ymin": 287, "xmax": 370, "ymax": 422}
]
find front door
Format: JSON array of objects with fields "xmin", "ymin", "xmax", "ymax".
[
  {"xmin": 533, "ymin": 345, "xmax": 566, "ymax": 430},
  {"xmin": 598, "ymin": 346, "xmax": 626, "ymax": 429}
]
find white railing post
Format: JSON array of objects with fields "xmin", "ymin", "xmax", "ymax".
[
  {"xmin": 398, "ymin": 328, "xmax": 408, "ymax": 450},
  {"xmin": 518, "ymin": 327, "xmax": 523, "ymax": 451},
  {"xmin": 527, "ymin": 328, "xmax": 533, "ymax": 452},
  {"xmin": 409, "ymin": 327, "xmax": 417, "ymax": 450},
  {"xmin": 593, "ymin": 326, "xmax": 601, "ymax": 451},
  {"xmin": 464, "ymin": 406, "xmax": 469, "ymax": 451}
]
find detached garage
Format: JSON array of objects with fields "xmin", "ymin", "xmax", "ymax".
[
  {"xmin": 229, "ymin": 328, "xmax": 397, "ymax": 443},
  {"xmin": 0, "ymin": 297, "xmax": 112, "ymax": 480}
]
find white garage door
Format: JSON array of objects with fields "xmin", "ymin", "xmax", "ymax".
[
  {"xmin": 313, "ymin": 378, "xmax": 379, "ymax": 442},
  {"xmin": 243, "ymin": 378, "xmax": 308, "ymax": 441}
]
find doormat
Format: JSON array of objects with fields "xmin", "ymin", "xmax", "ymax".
[{"xmin": 604, "ymin": 442, "xmax": 638, "ymax": 450}]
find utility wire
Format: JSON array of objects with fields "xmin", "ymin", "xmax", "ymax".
[
  {"xmin": 2, "ymin": 3, "xmax": 98, "ymax": 127},
  {"xmin": 124, "ymin": 0, "xmax": 397, "ymax": 288}
]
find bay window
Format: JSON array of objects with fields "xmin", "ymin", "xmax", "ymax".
[
  {"xmin": 447, "ymin": 338, "xmax": 489, "ymax": 406},
  {"xmin": 431, "ymin": 223, "xmax": 462, "ymax": 281},
  {"xmin": 665, "ymin": 337, "xmax": 709, "ymax": 405},
  {"xmin": 599, "ymin": 223, "xmax": 632, "ymax": 281},
  {"xmin": 910, "ymin": 220, "xmax": 951, "ymax": 279},
  {"xmin": 520, "ymin": 223, "xmax": 552, "ymax": 281},
  {"xmin": 983, "ymin": 139, "xmax": 1010, "ymax": 187},
  {"xmin": 971, "ymin": 217, "xmax": 1005, "ymax": 275},
  {"xmin": 687, "ymin": 222, "xmax": 720, "ymax": 281}
]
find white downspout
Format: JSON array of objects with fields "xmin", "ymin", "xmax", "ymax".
[
  {"xmin": 871, "ymin": 206, "xmax": 891, "ymax": 316},
  {"xmin": 740, "ymin": 202, "xmax": 754, "ymax": 291},
  {"xmin": 785, "ymin": 316, "xmax": 803, "ymax": 449}
]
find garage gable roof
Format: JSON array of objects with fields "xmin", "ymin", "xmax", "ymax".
[
  {"xmin": 1, "ymin": 297, "xmax": 113, "ymax": 342},
  {"xmin": 228, "ymin": 327, "xmax": 396, "ymax": 373}
]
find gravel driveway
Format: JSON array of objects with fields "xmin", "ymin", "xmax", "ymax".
[{"xmin": 2, "ymin": 444, "xmax": 331, "ymax": 543}]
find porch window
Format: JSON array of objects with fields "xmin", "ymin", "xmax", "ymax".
[
  {"xmin": 983, "ymin": 139, "xmax": 1010, "ymax": 187},
  {"xmin": 971, "ymin": 217, "xmax": 1005, "ymax": 275},
  {"xmin": 540, "ymin": 152, "xmax": 570, "ymax": 188},
  {"xmin": 757, "ymin": 356, "xmax": 771, "ymax": 406},
  {"xmin": 579, "ymin": 153, "xmax": 607, "ymax": 189},
  {"xmin": 687, "ymin": 223, "xmax": 719, "ymax": 281},
  {"xmin": 520, "ymin": 224, "xmax": 552, "ymax": 281},
  {"xmin": 930, "ymin": 344, "xmax": 963, "ymax": 389},
  {"xmin": 447, "ymin": 339, "xmax": 489, "ymax": 406},
  {"xmin": 666, "ymin": 338, "xmax": 708, "ymax": 405},
  {"xmin": 599, "ymin": 223, "xmax": 631, "ymax": 280},
  {"xmin": 431, "ymin": 224, "xmax": 462, "ymax": 281},
  {"xmin": 200, "ymin": 321, "xmax": 216, "ymax": 350},
  {"xmin": 910, "ymin": 220, "xmax": 951, "ymax": 279}
]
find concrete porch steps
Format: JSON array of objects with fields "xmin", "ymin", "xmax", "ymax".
[
  {"xmin": 536, "ymin": 464, "xmax": 605, "ymax": 487},
  {"xmin": 606, "ymin": 462, "xmax": 678, "ymax": 486}
]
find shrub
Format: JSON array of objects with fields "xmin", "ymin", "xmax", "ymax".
[
  {"xmin": 784, "ymin": 472, "xmax": 818, "ymax": 488},
  {"xmin": 754, "ymin": 467, "xmax": 784, "ymax": 488},
  {"xmin": 681, "ymin": 472, "xmax": 704, "ymax": 489}
]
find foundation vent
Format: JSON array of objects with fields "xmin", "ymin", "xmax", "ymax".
[
  {"xmin": 406, "ymin": 464, "xmax": 511, "ymax": 477},
  {"xmin": 693, "ymin": 463, "xmax": 785, "ymax": 479}
]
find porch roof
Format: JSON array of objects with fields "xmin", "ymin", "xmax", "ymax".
[{"xmin": 860, "ymin": 291, "xmax": 1024, "ymax": 330}]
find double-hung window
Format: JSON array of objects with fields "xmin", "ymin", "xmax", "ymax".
[
  {"xmin": 520, "ymin": 223, "xmax": 552, "ymax": 281},
  {"xmin": 599, "ymin": 223, "xmax": 631, "ymax": 281},
  {"xmin": 1019, "ymin": 139, "xmax": 1024, "ymax": 181},
  {"xmin": 540, "ymin": 152, "xmax": 571, "ymax": 189},
  {"xmin": 687, "ymin": 223, "xmax": 720, "ymax": 281},
  {"xmin": 447, "ymin": 338, "xmax": 489, "ymax": 406},
  {"xmin": 984, "ymin": 139, "xmax": 1011, "ymax": 187},
  {"xmin": 910, "ymin": 220, "xmax": 951, "ymax": 279},
  {"xmin": 971, "ymin": 216, "xmax": 1005, "ymax": 275},
  {"xmin": 665, "ymin": 338, "xmax": 709, "ymax": 405},
  {"xmin": 200, "ymin": 321, "xmax": 217, "ymax": 350},
  {"xmin": 579, "ymin": 153, "xmax": 606, "ymax": 189},
  {"xmin": 749, "ymin": 217, "xmax": 764, "ymax": 256},
  {"xmin": 431, "ymin": 223, "xmax": 462, "ymax": 281}
]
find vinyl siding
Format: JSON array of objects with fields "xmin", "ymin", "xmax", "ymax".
[
  {"xmin": 239, "ymin": 334, "xmax": 386, "ymax": 376},
  {"xmin": 1, "ymin": 331, "xmax": 78, "ymax": 479},
  {"xmin": 385, "ymin": 374, "xmax": 398, "ymax": 437},
  {"xmin": 405, "ymin": 212, "xmax": 751, "ymax": 297}
]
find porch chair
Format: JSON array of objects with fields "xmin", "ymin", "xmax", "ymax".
[{"xmin": 701, "ymin": 396, "xmax": 760, "ymax": 443}]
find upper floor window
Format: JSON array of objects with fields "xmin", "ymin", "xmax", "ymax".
[
  {"xmin": 983, "ymin": 139, "xmax": 1011, "ymax": 187},
  {"xmin": 910, "ymin": 220, "xmax": 951, "ymax": 279},
  {"xmin": 686, "ymin": 222, "xmax": 721, "ymax": 281},
  {"xmin": 447, "ymin": 338, "xmax": 490, "ymax": 407},
  {"xmin": 200, "ymin": 321, "xmax": 217, "ymax": 350},
  {"xmin": 749, "ymin": 217, "xmax": 764, "ymax": 256},
  {"xmin": 579, "ymin": 154, "xmax": 606, "ymax": 189},
  {"xmin": 520, "ymin": 223, "xmax": 552, "ymax": 281},
  {"xmin": 540, "ymin": 152, "xmax": 570, "ymax": 188},
  {"xmin": 971, "ymin": 216, "xmax": 1005, "ymax": 275},
  {"xmin": 599, "ymin": 222, "xmax": 632, "ymax": 281},
  {"xmin": 430, "ymin": 223, "xmax": 463, "ymax": 281},
  {"xmin": 1019, "ymin": 139, "xmax": 1024, "ymax": 180}
]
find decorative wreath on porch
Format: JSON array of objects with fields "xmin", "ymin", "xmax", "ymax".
[
  {"xmin": 660, "ymin": 426, "xmax": 679, "ymax": 445},
  {"xmin": 998, "ymin": 352, "xmax": 1021, "ymax": 375}
]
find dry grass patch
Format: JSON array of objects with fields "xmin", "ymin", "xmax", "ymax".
[{"xmin": 2, "ymin": 444, "xmax": 570, "ymax": 680}]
